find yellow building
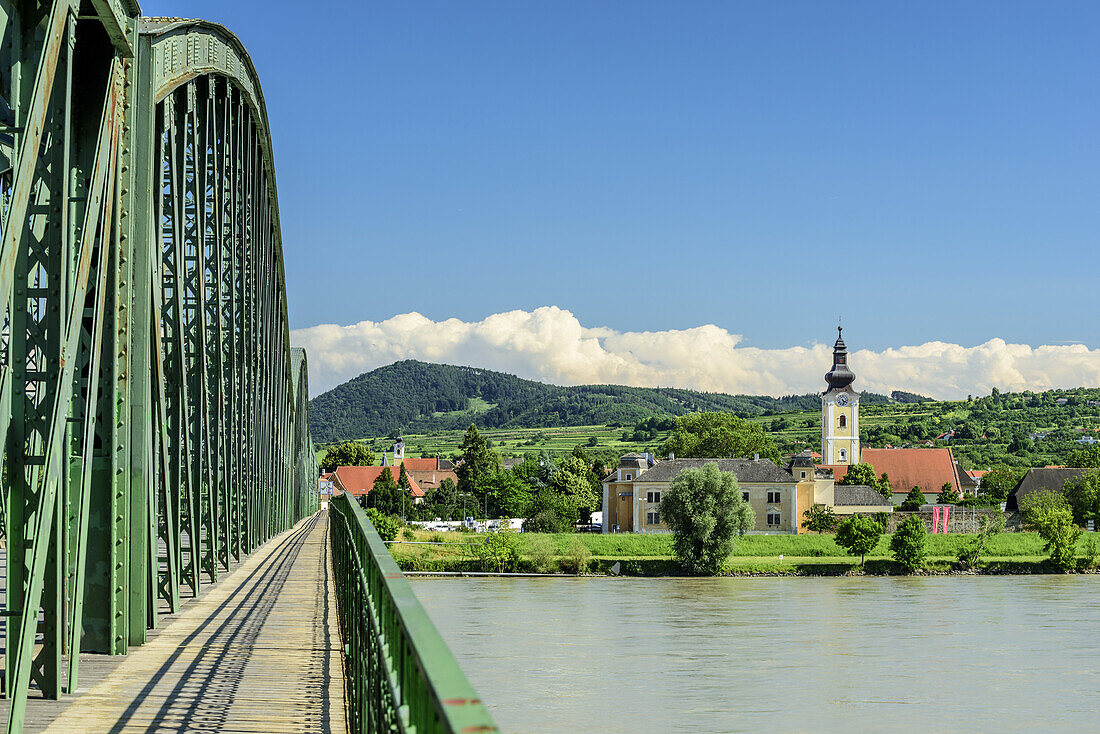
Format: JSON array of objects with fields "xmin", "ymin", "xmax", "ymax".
[
  {"xmin": 601, "ymin": 453, "xmax": 834, "ymax": 535},
  {"xmin": 822, "ymin": 326, "xmax": 860, "ymax": 466}
]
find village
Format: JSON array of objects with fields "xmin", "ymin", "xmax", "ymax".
[{"xmin": 319, "ymin": 327, "xmax": 1100, "ymax": 554}]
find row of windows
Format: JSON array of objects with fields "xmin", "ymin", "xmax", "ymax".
[{"xmin": 743, "ymin": 490, "xmax": 782, "ymax": 503}]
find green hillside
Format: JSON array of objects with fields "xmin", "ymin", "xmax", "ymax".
[{"xmin": 308, "ymin": 359, "xmax": 916, "ymax": 442}]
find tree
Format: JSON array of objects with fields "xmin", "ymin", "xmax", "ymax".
[
  {"xmin": 481, "ymin": 469, "xmax": 534, "ymax": 518},
  {"xmin": 1067, "ymin": 447, "xmax": 1100, "ymax": 468},
  {"xmin": 663, "ymin": 412, "xmax": 780, "ymax": 462},
  {"xmin": 802, "ymin": 504, "xmax": 840, "ymax": 533},
  {"xmin": 1062, "ymin": 469, "xmax": 1100, "ymax": 527},
  {"xmin": 522, "ymin": 490, "xmax": 578, "ymax": 533},
  {"xmin": 834, "ymin": 515, "xmax": 883, "ymax": 564},
  {"xmin": 901, "ymin": 486, "xmax": 926, "ymax": 511},
  {"xmin": 658, "ymin": 462, "xmax": 751, "ymax": 575},
  {"xmin": 837, "ymin": 463, "xmax": 882, "ymax": 499},
  {"xmin": 1020, "ymin": 490, "xmax": 1081, "ymax": 572},
  {"xmin": 320, "ymin": 441, "xmax": 375, "ymax": 473},
  {"xmin": 424, "ymin": 478, "xmax": 459, "ymax": 520},
  {"xmin": 890, "ymin": 515, "xmax": 928, "ymax": 572},
  {"xmin": 978, "ymin": 466, "xmax": 1026, "ymax": 502},
  {"xmin": 552, "ymin": 455, "xmax": 600, "ymax": 517},
  {"xmin": 877, "ymin": 473, "xmax": 893, "ymax": 501},
  {"xmin": 937, "ymin": 482, "xmax": 961, "ymax": 505},
  {"xmin": 368, "ymin": 468, "xmax": 401, "ymax": 515},
  {"xmin": 456, "ymin": 424, "xmax": 500, "ymax": 495},
  {"xmin": 397, "ymin": 462, "xmax": 411, "ymax": 489},
  {"xmin": 475, "ymin": 529, "xmax": 521, "ymax": 573}
]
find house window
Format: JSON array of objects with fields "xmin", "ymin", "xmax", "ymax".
[
  {"xmin": 742, "ymin": 491, "xmax": 750, "ymax": 502},
  {"xmin": 766, "ymin": 511, "xmax": 781, "ymax": 526},
  {"xmin": 646, "ymin": 491, "xmax": 662, "ymax": 504},
  {"xmin": 839, "ymin": 414, "xmax": 847, "ymax": 428},
  {"xmin": 646, "ymin": 510, "xmax": 661, "ymax": 525},
  {"xmin": 767, "ymin": 490, "xmax": 781, "ymax": 503},
  {"xmin": 624, "ymin": 473, "xmax": 632, "ymax": 481},
  {"xmin": 800, "ymin": 471, "xmax": 807, "ymax": 479},
  {"xmin": 838, "ymin": 449, "xmax": 847, "ymax": 462}
]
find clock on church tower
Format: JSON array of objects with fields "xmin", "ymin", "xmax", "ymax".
[{"xmin": 822, "ymin": 326, "xmax": 860, "ymax": 465}]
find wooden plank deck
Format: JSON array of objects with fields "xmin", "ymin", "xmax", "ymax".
[{"xmin": 35, "ymin": 512, "xmax": 346, "ymax": 733}]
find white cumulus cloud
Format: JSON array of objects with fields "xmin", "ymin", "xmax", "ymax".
[{"xmin": 292, "ymin": 307, "xmax": 1100, "ymax": 400}]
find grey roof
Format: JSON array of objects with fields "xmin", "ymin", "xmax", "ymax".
[
  {"xmin": 1006, "ymin": 468, "xmax": 1092, "ymax": 510},
  {"xmin": 834, "ymin": 485, "xmax": 893, "ymax": 506},
  {"xmin": 634, "ymin": 458, "xmax": 794, "ymax": 484}
]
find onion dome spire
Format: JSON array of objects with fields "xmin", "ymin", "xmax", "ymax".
[{"xmin": 824, "ymin": 325, "xmax": 855, "ymax": 391}]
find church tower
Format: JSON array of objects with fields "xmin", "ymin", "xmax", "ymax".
[{"xmin": 822, "ymin": 326, "xmax": 860, "ymax": 465}]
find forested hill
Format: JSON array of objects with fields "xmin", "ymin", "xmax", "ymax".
[{"xmin": 308, "ymin": 360, "xmax": 923, "ymax": 442}]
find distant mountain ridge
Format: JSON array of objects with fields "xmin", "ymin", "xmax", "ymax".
[{"xmin": 308, "ymin": 360, "xmax": 930, "ymax": 443}]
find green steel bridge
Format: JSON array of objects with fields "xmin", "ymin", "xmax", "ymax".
[{"xmin": 0, "ymin": 2, "xmax": 497, "ymax": 732}]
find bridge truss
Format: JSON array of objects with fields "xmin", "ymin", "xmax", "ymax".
[{"xmin": 0, "ymin": 2, "xmax": 318, "ymax": 730}]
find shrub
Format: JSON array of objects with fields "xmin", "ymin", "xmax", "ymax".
[
  {"xmin": 401, "ymin": 526, "xmax": 417, "ymax": 541},
  {"xmin": 901, "ymin": 486, "xmax": 926, "ymax": 511},
  {"xmin": 835, "ymin": 515, "xmax": 883, "ymax": 564},
  {"xmin": 525, "ymin": 534, "xmax": 557, "ymax": 574},
  {"xmin": 937, "ymin": 482, "xmax": 961, "ymax": 505},
  {"xmin": 1082, "ymin": 535, "xmax": 1098, "ymax": 571},
  {"xmin": 365, "ymin": 507, "xmax": 401, "ymax": 542},
  {"xmin": 956, "ymin": 514, "xmax": 1005, "ymax": 568},
  {"xmin": 890, "ymin": 516, "xmax": 928, "ymax": 572},
  {"xmin": 1020, "ymin": 490, "xmax": 1081, "ymax": 573},
  {"xmin": 476, "ymin": 529, "xmax": 521, "ymax": 573},
  {"xmin": 561, "ymin": 536, "xmax": 592, "ymax": 574}
]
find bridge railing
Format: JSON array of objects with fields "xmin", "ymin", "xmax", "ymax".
[{"xmin": 329, "ymin": 493, "xmax": 499, "ymax": 734}]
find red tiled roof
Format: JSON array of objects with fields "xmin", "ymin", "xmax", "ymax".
[
  {"xmin": 827, "ymin": 448, "xmax": 962, "ymax": 495},
  {"xmin": 967, "ymin": 470, "xmax": 989, "ymax": 479},
  {"xmin": 392, "ymin": 457, "xmax": 439, "ymax": 472},
  {"xmin": 331, "ymin": 465, "xmax": 424, "ymax": 497}
]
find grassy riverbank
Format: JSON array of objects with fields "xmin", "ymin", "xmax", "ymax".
[{"xmin": 389, "ymin": 529, "xmax": 1100, "ymax": 576}]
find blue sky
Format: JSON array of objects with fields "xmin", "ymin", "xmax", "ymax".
[{"xmin": 144, "ymin": 2, "xmax": 1100, "ymax": 394}]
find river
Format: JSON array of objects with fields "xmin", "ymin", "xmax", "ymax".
[{"xmin": 410, "ymin": 575, "xmax": 1100, "ymax": 733}]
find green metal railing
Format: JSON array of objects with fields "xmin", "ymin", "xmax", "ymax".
[{"xmin": 329, "ymin": 494, "xmax": 499, "ymax": 734}]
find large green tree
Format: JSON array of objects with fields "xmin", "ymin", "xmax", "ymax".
[
  {"xmin": 834, "ymin": 515, "xmax": 883, "ymax": 564},
  {"xmin": 552, "ymin": 455, "xmax": 600, "ymax": 516},
  {"xmin": 658, "ymin": 462, "xmax": 753, "ymax": 575},
  {"xmin": 663, "ymin": 412, "xmax": 779, "ymax": 462},
  {"xmin": 423, "ymin": 478, "xmax": 459, "ymax": 520},
  {"xmin": 320, "ymin": 441, "xmax": 375, "ymax": 473},
  {"xmin": 837, "ymin": 462, "xmax": 878, "ymax": 486},
  {"xmin": 890, "ymin": 515, "xmax": 928, "ymax": 572},
  {"xmin": 1020, "ymin": 490, "xmax": 1081, "ymax": 572},
  {"xmin": 978, "ymin": 466, "xmax": 1026, "ymax": 502},
  {"xmin": 1062, "ymin": 469, "xmax": 1100, "ymax": 526},
  {"xmin": 368, "ymin": 468, "xmax": 402, "ymax": 516},
  {"xmin": 1067, "ymin": 447, "xmax": 1100, "ymax": 469},
  {"xmin": 456, "ymin": 424, "xmax": 500, "ymax": 494},
  {"xmin": 481, "ymin": 469, "xmax": 534, "ymax": 518}
]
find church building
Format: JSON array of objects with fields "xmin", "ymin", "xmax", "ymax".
[
  {"xmin": 822, "ymin": 326, "xmax": 860, "ymax": 466},
  {"xmin": 820, "ymin": 328, "xmax": 973, "ymax": 504}
]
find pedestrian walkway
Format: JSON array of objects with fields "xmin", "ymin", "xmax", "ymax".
[{"xmin": 42, "ymin": 513, "xmax": 346, "ymax": 733}]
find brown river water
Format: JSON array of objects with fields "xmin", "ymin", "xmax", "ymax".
[{"xmin": 410, "ymin": 575, "xmax": 1100, "ymax": 733}]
